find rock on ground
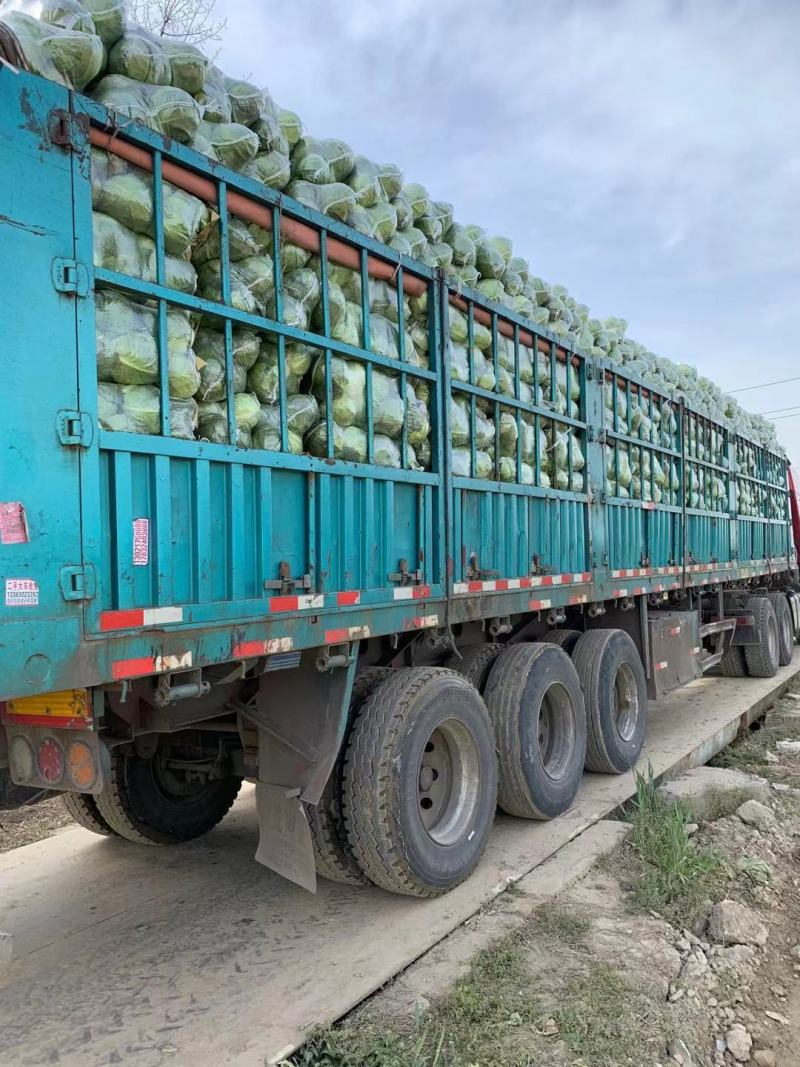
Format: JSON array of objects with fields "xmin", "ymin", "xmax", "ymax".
[
  {"xmin": 658, "ymin": 767, "xmax": 771, "ymax": 821},
  {"xmin": 725, "ymin": 1023, "xmax": 753, "ymax": 1061},
  {"xmin": 707, "ymin": 900, "xmax": 768, "ymax": 947},
  {"xmin": 736, "ymin": 799, "xmax": 777, "ymax": 832}
]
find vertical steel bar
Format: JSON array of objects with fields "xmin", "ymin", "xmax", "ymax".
[{"xmin": 270, "ymin": 204, "xmax": 288, "ymax": 452}]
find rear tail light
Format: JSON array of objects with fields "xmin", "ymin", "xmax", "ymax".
[
  {"xmin": 36, "ymin": 737, "xmax": 65, "ymax": 783},
  {"xmin": 3, "ymin": 723, "xmax": 106, "ymax": 794},
  {"xmin": 66, "ymin": 739, "xmax": 97, "ymax": 790},
  {"xmin": 9, "ymin": 734, "xmax": 35, "ymax": 783}
]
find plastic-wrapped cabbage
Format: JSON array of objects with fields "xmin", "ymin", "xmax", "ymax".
[
  {"xmin": 311, "ymin": 355, "xmax": 365, "ymax": 427},
  {"xmin": 251, "ymin": 89, "xmax": 282, "ymax": 150},
  {"xmin": 192, "ymin": 216, "xmax": 261, "ymax": 265},
  {"xmin": 97, "ymin": 382, "xmax": 196, "ymax": 438},
  {"xmin": 91, "ymin": 149, "xmax": 210, "ymax": 255},
  {"xmin": 161, "ymin": 38, "xmax": 207, "ymax": 95},
  {"xmin": 81, "ymin": 0, "xmax": 123, "ymax": 46},
  {"xmin": 93, "ymin": 211, "xmax": 197, "ymax": 294},
  {"xmin": 347, "ymin": 155, "xmax": 383, "ymax": 206},
  {"xmin": 292, "ymin": 137, "xmax": 355, "ymax": 184},
  {"xmin": 390, "ymin": 192, "xmax": 413, "ymax": 231},
  {"xmin": 93, "ymin": 75, "xmax": 202, "ymax": 143},
  {"xmin": 403, "ymin": 183, "xmax": 432, "ymax": 221},
  {"xmin": 107, "ymin": 27, "xmax": 169, "ymax": 83},
  {"xmin": 286, "ymin": 180, "xmax": 356, "ymax": 221},
  {"xmin": 444, "ymin": 224, "xmax": 476, "ymax": 268},
  {"xmin": 475, "ymin": 236, "xmax": 505, "ymax": 280},
  {"xmin": 278, "ymin": 106, "xmax": 303, "ymax": 147},
  {"xmin": 307, "ymin": 421, "xmax": 366, "ymax": 463},
  {"xmin": 194, "ymin": 326, "xmax": 261, "ymax": 370},
  {"xmin": 224, "ymin": 76, "xmax": 262, "ymax": 127},
  {"xmin": 377, "ymin": 163, "xmax": 403, "ymax": 201},
  {"xmin": 243, "ymin": 150, "xmax": 291, "ymax": 190},
  {"xmin": 2, "ymin": 9, "xmax": 103, "ymax": 88},
  {"xmin": 451, "ymin": 448, "xmax": 493, "ymax": 479},
  {"xmin": 253, "ymin": 394, "xmax": 318, "ymax": 453},
  {"xmin": 197, "ymin": 254, "xmax": 274, "ymax": 314},
  {"xmin": 197, "ymin": 400, "xmax": 227, "ymax": 443},
  {"xmin": 248, "ymin": 341, "xmax": 314, "ymax": 402},
  {"xmin": 197, "ymin": 63, "xmax": 231, "ymax": 123},
  {"xmin": 193, "ymin": 118, "xmax": 258, "ymax": 170},
  {"xmin": 369, "ymin": 315, "xmax": 415, "ymax": 363},
  {"xmin": 346, "ymin": 201, "xmax": 398, "ymax": 243},
  {"xmin": 10, "ymin": 0, "xmax": 95, "ymax": 33},
  {"xmin": 477, "ymin": 278, "xmax": 505, "ymax": 303},
  {"xmin": 234, "ymin": 391, "xmax": 262, "ymax": 432}
]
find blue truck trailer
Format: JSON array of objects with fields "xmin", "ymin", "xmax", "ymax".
[{"xmin": 1, "ymin": 66, "xmax": 798, "ymax": 896}]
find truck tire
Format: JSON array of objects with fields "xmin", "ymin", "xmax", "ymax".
[
  {"xmin": 342, "ymin": 667, "xmax": 498, "ymax": 897},
  {"xmin": 95, "ymin": 747, "xmax": 242, "ymax": 845},
  {"xmin": 572, "ymin": 629, "xmax": 648, "ymax": 774},
  {"xmin": 483, "ymin": 643, "xmax": 587, "ymax": 820},
  {"xmin": 719, "ymin": 643, "xmax": 748, "ymax": 677},
  {"xmin": 540, "ymin": 629, "xmax": 582, "ymax": 656},
  {"xmin": 62, "ymin": 791, "xmax": 117, "ymax": 837},
  {"xmin": 767, "ymin": 592, "xmax": 794, "ymax": 667},
  {"xmin": 307, "ymin": 666, "xmax": 392, "ymax": 886},
  {"xmin": 444, "ymin": 643, "xmax": 504, "ymax": 693},
  {"xmin": 744, "ymin": 596, "xmax": 780, "ymax": 678}
]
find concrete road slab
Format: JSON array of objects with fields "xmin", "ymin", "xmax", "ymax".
[{"xmin": 0, "ymin": 660, "xmax": 797, "ymax": 1067}]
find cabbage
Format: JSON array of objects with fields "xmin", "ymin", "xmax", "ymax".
[
  {"xmin": 224, "ymin": 76, "xmax": 263, "ymax": 127},
  {"xmin": 97, "ymin": 383, "xmax": 197, "ymax": 439},
  {"xmin": 92, "ymin": 75, "xmax": 202, "ymax": 143},
  {"xmin": 243, "ymin": 151, "xmax": 292, "ymax": 190},
  {"xmin": 192, "ymin": 119, "xmax": 258, "ymax": 170},
  {"xmin": 2, "ymin": 9, "xmax": 103, "ymax": 88},
  {"xmin": 92, "ymin": 212, "xmax": 197, "ymax": 294}
]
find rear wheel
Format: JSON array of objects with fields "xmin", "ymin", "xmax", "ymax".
[
  {"xmin": 343, "ymin": 667, "xmax": 498, "ymax": 897},
  {"xmin": 744, "ymin": 596, "xmax": 780, "ymax": 678},
  {"xmin": 767, "ymin": 592, "xmax": 793, "ymax": 667},
  {"xmin": 540, "ymin": 629, "xmax": 582, "ymax": 656},
  {"xmin": 62, "ymin": 791, "xmax": 117, "ymax": 837},
  {"xmin": 484, "ymin": 643, "xmax": 587, "ymax": 820},
  {"xmin": 572, "ymin": 629, "xmax": 647, "ymax": 774},
  {"xmin": 307, "ymin": 666, "xmax": 391, "ymax": 886},
  {"xmin": 445, "ymin": 643, "xmax": 504, "ymax": 693},
  {"xmin": 95, "ymin": 743, "xmax": 242, "ymax": 845},
  {"xmin": 719, "ymin": 643, "xmax": 748, "ymax": 677}
]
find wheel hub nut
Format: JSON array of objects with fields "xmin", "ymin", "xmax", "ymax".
[{"xmin": 419, "ymin": 766, "xmax": 434, "ymax": 791}]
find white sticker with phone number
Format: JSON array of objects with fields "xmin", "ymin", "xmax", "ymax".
[{"xmin": 5, "ymin": 578, "xmax": 39, "ymax": 606}]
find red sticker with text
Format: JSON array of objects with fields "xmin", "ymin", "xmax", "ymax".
[
  {"xmin": 0, "ymin": 502, "xmax": 29, "ymax": 545},
  {"xmin": 133, "ymin": 517, "xmax": 149, "ymax": 566}
]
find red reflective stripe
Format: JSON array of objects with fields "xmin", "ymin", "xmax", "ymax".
[
  {"xmin": 234, "ymin": 640, "xmax": 268, "ymax": 658},
  {"xmin": 269, "ymin": 596, "xmax": 299, "ymax": 612},
  {"xmin": 336, "ymin": 591, "xmax": 360, "ymax": 606},
  {"xmin": 540, "ymin": 576, "xmax": 554, "ymax": 586},
  {"xmin": 100, "ymin": 609, "xmax": 143, "ymax": 631},
  {"xmin": 413, "ymin": 585, "xmax": 431, "ymax": 599},
  {"xmin": 112, "ymin": 656, "xmax": 155, "ymax": 680},
  {"xmin": 466, "ymin": 581, "xmax": 483, "ymax": 593},
  {"xmin": 2, "ymin": 712, "xmax": 90, "ymax": 730},
  {"xmin": 325, "ymin": 628, "xmax": 349, "ymax": 644}
]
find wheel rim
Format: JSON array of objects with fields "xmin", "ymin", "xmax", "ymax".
[
  {"xmin": 147, "ymin": 752, "xmax": 220, "ymax": 807},
  {"xmin": 780, "ymin": 611, "xmax": 792, "ymax": 655},
  {"xmin": 537, "ymin": 682, "xmax": 576, "ymax": 781},
  {"xmin": 613, "ymin": 662, "xmax": 640, "ymax": 743},
  {"xmin": 767, "ymin": 614, "xmax": 778, "ymax": 663},
  {"xmin": 417, "ymin": 719, "xmax": 481, "ymax": 846}
]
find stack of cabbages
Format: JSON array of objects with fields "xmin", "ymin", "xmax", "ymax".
[{"xmin": 2, "ymin": 1, "xmax": 784, "ymax": 496}]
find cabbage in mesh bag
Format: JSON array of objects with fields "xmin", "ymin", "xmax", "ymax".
[
  {"xmin": 248, "ymin": 341, "xmax": 314, "ymax": 402},
  {"xmin": 193, "ymin": 326, "xmax": 261, "ymax": 370},
  {"xmin": 347, "ymin": 155, "xmax": 382, "ymax": 206},
  {"xmin": 2, "ymin": 9, "xmax": 103, "ymax": 88},
  {"xmin": 292, "ymin": 137, "xmax": 355, "ymax": 184},
  {"xmin": 10, "ymin": 0, "xmax": 94, "ymax": 33},
  {"xmin": 224, "ymin": 76, "xmax": 263, "ymax": 127},
  {"xmin": 197, "ymin": 63, "xmax": 231, "ymax": 123},
  {"xmin": 253, "ymin": 394, "xmax": 319, "ymax": 453},
  {"xmin": 96, "ymin": 149, "xmax": 227, "ymax": 245},
  {"xmin": 81, "ymin": 0, "xmax": 123, "ymax": 46},
  {"xmin": 286, "ymin": 180, "xmax": 356, "ymax": 221},
  {"xmin": 93, "ymin": 211, "xmax": 197, "ymax": 294},
  {"xmin": 95, "ymin": 290, "xmax": 199, "ymax": 399},
  {"xmin": 107, "ymin": 27, "xmax": 170, "ymax": 84},
  {"xmin": 192, "ymin": 118, "xmax": 258, "ymax": 170},
  {"xmin": 93, "ymin": 75, "xmax": 202, "ymax": 143},
  {"xmin": 243, "ymin": 151, "xmax": 291, "ymax": 190},
  {"xmin": 98, "ymin": 383, "xmax": 197, "ymax": 438},
  {"xmin": 161, "ymin": 38, "xmax": 207, "ymax": 95},
  {"xmin": 192, "ymin": 216, "xmax": 262, "ymax": 265}
]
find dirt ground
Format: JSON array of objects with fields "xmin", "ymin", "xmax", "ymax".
[
  {"xmin": 0, "ymin": 793, "xmax": 73, "ymax": 852},
  {"xmin": 289, "ymin": 689, "xmax": 800, "ymax": 1067}
]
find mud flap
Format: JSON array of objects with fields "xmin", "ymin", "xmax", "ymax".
[
  {"xmin": 255, "ymin": 782, "xmax": 316, "ymax": 893},
  {"xmin": 249, "ymin": 647, "xmax": 358, "ymax": 890}
]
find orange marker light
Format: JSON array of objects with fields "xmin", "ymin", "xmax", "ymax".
[{"xmin": 67, "ymin": 740, "xmax": 96, "ymax": 791}]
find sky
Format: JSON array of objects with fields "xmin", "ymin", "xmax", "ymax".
[{"xmin": 215, "ymin": 0, "xmax": 800, "ymax": 465}]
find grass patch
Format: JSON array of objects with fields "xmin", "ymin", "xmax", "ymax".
[
  {"xmin": 554, "ymin": 964, "xmax": 659, "ymax": 1065},
  {"xmin": 286, "ymin": 933, "xmax": 540, "ymax": 1067},
  {"xmin": 532, "ymin": 901, "xmax": 590, "ymax": 947},
  {"xmin": 624, "ymin": 765, "xmax": 727, "ymax": 928}
]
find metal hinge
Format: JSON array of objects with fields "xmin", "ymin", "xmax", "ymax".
[
  {"xmin": 59, "ymin": 564, "xmax": 96, "ymax": 602},
  {"xmin": 56, "ymin": 409, "xmax": 93, "ymax": 448},
  {"xmin": 49, "ymin": 109, "xmax": 89, "ymax": 150},
  {"xmin": 52, "ymin": 258, "xmax": 90, "ymax": 297},
  {"xmin": 388, "ymin": 558, "xmax": 423, "ymax": 584}
]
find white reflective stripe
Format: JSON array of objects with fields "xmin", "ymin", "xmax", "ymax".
[
  {"xmin": 482, "ymin": 580, "xmax": 496, "ymax": 592},
  {"xmin": 142, "ymin": 606, "xmax": 183, "ymax": 625},
  {"xmin": 506, "ymin": 578, "xmax": 521, "ymax": 589},
  {"xmin": 453, "ymin": 583, "xmax": 468, "ymax": 594},
  {"xmin": 550, "ymin": 575, "xmax": 562, "ymax": 585},
  {"xmin": 154, "ymin": 652, "xmax": 193, "ymax": 672},
  {"xmin": 298, "ymin": 594, "xmax": 325, "ymax": 610},
  {"xmin": 393, "ymin": 587, "xmax": 414, "ymax": 600},
  {"xmin": 418, "ymin": 614, "xmax": 439, "ymax": 628},
  {"xmin": 655, "ymin": 660, "xmax": 668, "ymax": 671},
  {"xmin": 691, "ymin": 646, "xmax": 701, "ymax": 655}
]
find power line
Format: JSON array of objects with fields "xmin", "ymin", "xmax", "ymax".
[
  {"xmin": 758, "ymin": 405, "xmax": 800, "ymax": 416},
  {"xmin": 727, "ymin": 375, "xmax": 800, "ymax": 394},
  {"xmin": 768, "ymin": 412, "xmax": 800, "ymax": 421}
]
